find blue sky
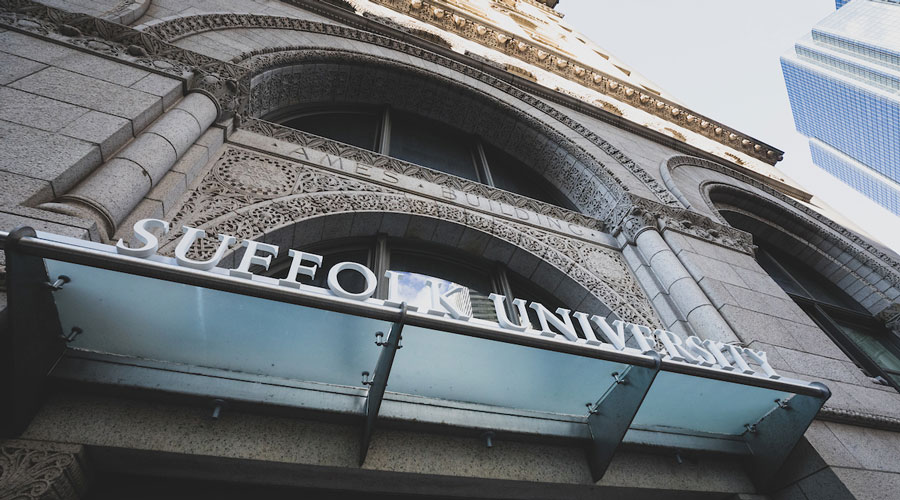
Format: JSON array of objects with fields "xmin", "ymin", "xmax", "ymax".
[{"xmin": 558, "ymin": 0, "xmax": 900, "ymax": 252}]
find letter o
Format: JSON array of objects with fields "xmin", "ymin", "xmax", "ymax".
[{"xmin": 327, "ymin": 262, "xmax": 378, "ymax": 300}]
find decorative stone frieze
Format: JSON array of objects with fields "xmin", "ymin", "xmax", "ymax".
[
  {"xmin": 242, "ymin": 118, "xmax": 603, "ymax": 230},
  {"xmin": 243, "ymin": 116, "xmax": 755, "ymax": 255},
  {"xmin": 366, "ymin": 0, "xmax": 782, "ymax": 165},
  {"xmin": 0, "ymin": 440, "xmax": 88, "ymax": 500},
  {"xmin": 160, "ymin": 146, "xmax": 662, "ymax": 328},
  {"xmin": 617, "ymin": 207, "xmax": 658, "ymax": 245},
  {"xmin": 0, "ymin": 0, "xmax": 249, "ymax": 119},
  {"xmin": 608, "ymin": 195, "xmax": 756, "ymax": 254}
]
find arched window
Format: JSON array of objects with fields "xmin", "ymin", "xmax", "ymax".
[
  {"xmin": 273, "ymin": 106, "xmax": 577, "ymax": 210},
  {"xmin": 265, "ymin": 235, "xmax": 570, "ymax": 329},
  {"xmin": 721, "ymin": 211, "xmax": 900, "ymax": 391}
]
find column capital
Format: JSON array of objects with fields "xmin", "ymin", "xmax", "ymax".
[{"xmin": 0, "ymin": 440, "xmax": 89, "ymax": 500}]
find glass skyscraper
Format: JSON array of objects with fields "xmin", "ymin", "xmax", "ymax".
[{"xmin": 782, "ymin": 0, "xmax": 900, "ymax": 216}]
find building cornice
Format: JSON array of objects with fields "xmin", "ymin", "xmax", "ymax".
[{"xmin": 367, "ymin": 0, "xmax": 784, "ymax": 166}]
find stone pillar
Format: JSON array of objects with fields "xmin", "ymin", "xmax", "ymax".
[
  {"xmin": 41, "ymin": 92, "xmax": 218, "ymax": 240},
  {"xmin": 622, "ymin": 209, "xmax": 739, "ymax": 344},
  {"xmin": 0, "ymin": 440, "xmax": 89, "ymax": 500}
]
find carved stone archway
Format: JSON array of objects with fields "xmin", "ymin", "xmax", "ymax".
[
  {"xmin": 244, "ymin": 50, "xmax": 627, "ymax": 220},
  {"xmin": 142, "ymin": 13, "xmax": 683, "ymax": 209},
  {"xmin": 159, "ymin": 146, "xmax": 661, "ymax": 328}
]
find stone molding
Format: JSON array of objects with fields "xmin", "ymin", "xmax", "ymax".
[
  {"xmin": 242, "ymin": 118, "xmax": 602, "ymax": 231},
  {"xmin": 818, "ymin": 406, "xmax": 900, "ymax": 433},
  {"xmin": 608, "ymin": 195, "xmax": 756, "ymax": 255},
  {"xmin": 664, "ymin": 153, "xmax": 900, "ymax": 286},
  {"xmin": 242, "ymin": 114, "xmax": 755, "ymax": 256},
  {"xmin": 160, "ymin": 145, "xmax": 662, "ymax": 328},
  {"xmin": 0, "ymin": 0, "xmax": 248, "ymax": 119},
  {"xmin": 368, "ymin": 0, "xmax": 782, "ymax": 165},
  {"xmin": 0, "ymin": 440, "xmax": 88, "ymax": 500},
  {"xmin": 139, "ymin": 13, "xmax": 682, "ymax": 209},
  {"xmin": 99, "ymin": 0, "xmax": 150, "ymax": 26}
]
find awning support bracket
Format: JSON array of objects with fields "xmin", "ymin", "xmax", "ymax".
[
  {"xmin": 744, "ymin": 382, "xmax": 831, "ymax": 490},
  {"xmin": 586, "ymin": 350, "xmax": 661, "ymax": 482},
  {"xmin": 359, "ymin": 303, "xmax": 407, "ymax": 466},
  {"xmin": 1, "ymin": 226, "xmax": 66, "ymax": 437}
]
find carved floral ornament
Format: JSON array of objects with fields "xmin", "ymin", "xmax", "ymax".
[
  {"xmin": 160, "ymin": 146, "xmax": 662, "ymax": 328},
  {"xmin": 370, "ymin": 0, "xmax": 782, "ymax": 165},
  {"xmin": 0, "ymin": 442, "xmax": 87, "ymax": 500}
]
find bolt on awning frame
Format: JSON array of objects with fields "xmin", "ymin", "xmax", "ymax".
[{"xmin": 0, "ymin": 228, "xmax": 830, "ymax": 488}]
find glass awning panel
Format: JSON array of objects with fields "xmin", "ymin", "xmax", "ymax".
[
  {"xmin": 46, "ymin": 259, "xmax": 391, "ymax": 388},
  {"xmin": 1, "ymin": 229, "xmax": 830, "ymax": 489},
  {"xmin": 390, "ymin": 325, "xmax": 630, "ymax": 416},
  {"xmin": 633, "ymin": 371, "xmax": 793, "ymax": 437}
]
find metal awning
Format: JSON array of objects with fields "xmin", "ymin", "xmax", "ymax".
[{"xmin": 0, "ymin": 228, "xmax": 830, "ymax": 488}]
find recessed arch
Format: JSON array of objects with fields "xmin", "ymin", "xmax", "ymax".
[
  {"xmin": 706, "ymin": 183, "xmax": 896, "ymax": 317},
  {"xmin": 244, "ymin": 49, "xmax": 627, "ymax": 220}
]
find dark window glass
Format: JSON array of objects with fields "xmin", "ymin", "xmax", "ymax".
[
  {"xmin": 389, "ymin": 112, "xmax": 479, "ymax": 182},
  {"xmin": 482, "ymin": 142, "xmax": 574, "ymax": 209},
  {"xmin": 276, "ymin": 106, "xmax": 580, "ymax": 212},
  {"xmin": 749, "ymin": 241, "xmax": 900, "ymax": 392},
  {"xmin": 755, "ymin": 247, "xmax": 811, "ymax": 298},
  {"xmin": 282, "ymin": 110, "xmax": 379, "ymax": 151},
  {"xmin": 761, "ymin": 244, "xmax": 864, "ymax": 312},
  {"xmin": 832, "ymin": 317, "xmax": 900, "ymax": 377},
  {"xmin": 507, "ymin": 272, "xmax": 577, "ymax": 338}
]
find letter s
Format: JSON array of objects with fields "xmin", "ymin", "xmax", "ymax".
[{"xmin": 116, "ymin": 218, "xmax": 169, "ymax": 258}]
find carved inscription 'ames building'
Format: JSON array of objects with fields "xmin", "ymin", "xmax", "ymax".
[{"xmin": 1, "ymin": 1, "xmax": 900, "ymax": 499}]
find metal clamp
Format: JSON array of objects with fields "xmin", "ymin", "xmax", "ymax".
[
  {"xmin": 375, "ymin": 331, "xmax": 403, "ymax": 349},
  {"xmin": 481, "ymin": 431, "xmax": 495, "ymax": 448},
  {"xmin": 44, "ymin": 275, "xmax": 70, "ymax": 291},
  {"xmin": 210, "ymin": 399, "xmax": 228, "ymax": 419},
  {"xmin": 611, "ymin": 371, "xmax": 627, "ymax": 385},
  {"xmin": 775, "ymin": 398, "xmax": 790, "ymax": 409},
  {"xmin": 59, "ymin": 326, "xmax": 83, "ymax": 343},
  {"xmin": 745, "ymin": 423, "xmax": 758, "ymax": 434},
  {"xmin": 362, "ymin": 371, "xmax": 373, "ymax": 386}
]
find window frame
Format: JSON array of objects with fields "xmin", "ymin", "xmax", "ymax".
[
  {"xmin": 274, "ymin": 104, "xmax": 577, "ymax": 210},
  {"xmin": 756, "ymin": 245, "xmax": 900, "ymax": 391}
]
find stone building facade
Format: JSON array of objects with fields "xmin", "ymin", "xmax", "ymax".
[{"xmin": 1, "ymin": 1, "xmax": 900, "ymax": 499}]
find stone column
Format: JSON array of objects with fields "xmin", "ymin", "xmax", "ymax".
[
  {"xmin": 622, "ymin": 209, "xmax": 739, "ymax": 344},
  {"xmin": 41, "ymin": 92, "xmax": 218, "ymax": 240},
  {"xmin": 0, "ymin": 440, "xmax": 89, "ymax": 500}
]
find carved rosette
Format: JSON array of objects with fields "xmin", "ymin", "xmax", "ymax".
[
  {"xmin": 160, "ymin": 146, "xmax": 662, "ymax": 328},
  {"xmin": 0, "ymin": 441, "xmax": 88, "ymax": 500}
]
